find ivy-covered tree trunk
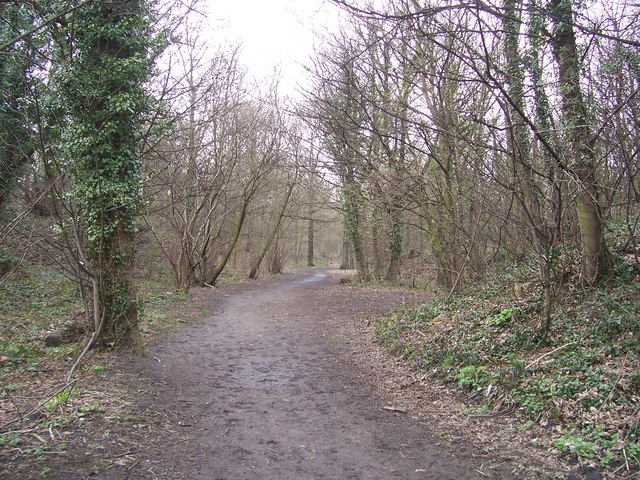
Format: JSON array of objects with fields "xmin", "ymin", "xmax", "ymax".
[
  {"xmin": 549, "ymin": 0, "xmax": 608, "ymax": 283},
  {"xmin": 60, "ymin": 0, "xmax": 157, "ymax": 350},
  {"xmin": 339, "ymin": 232, "xmax": 353, "ymax": 270},
  {"xmin": 342, "ymin": 181, "xmax": 370, "ymax": 280},
  {"xmin": 503, "ymin": 0, "xmax": 557, "ymax": 336}
]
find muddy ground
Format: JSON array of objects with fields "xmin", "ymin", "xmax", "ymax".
[{"xmin": 2, "ymin": 267, "xmax": 582, "ymax": 479}]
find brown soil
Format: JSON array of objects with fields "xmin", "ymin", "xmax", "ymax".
[{"xmin": 2, "ymin": 267, "xmax": 578, "ymax": 479}]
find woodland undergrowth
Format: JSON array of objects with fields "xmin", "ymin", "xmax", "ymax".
[
  {"xmin": 0, "ymin": 246, "xmax": 189, "ymax": 474},
  {"xmin": 376, "ymin": 242, "xmax": 640, "ymax": 477}
]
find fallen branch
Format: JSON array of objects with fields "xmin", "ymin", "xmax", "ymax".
[
  {"xmin": 66, "ymin": 291, "xmax": 106, "ymax": 384},
  {"xmin": 382, "ymin": 406, "xmax": 407, "ymax": 413},
  {"xmin": 525, "ymin": 341, "xmax": 577, "ymax": 370}
]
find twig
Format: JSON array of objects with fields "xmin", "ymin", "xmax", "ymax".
[
  {"xmin": 599, "ymin": 353, "xmax": 628, "ymax": 412},
  {"xmin": 66, "ymin": 302, "xmax": 105, "ymax": 384},
  {"xmin": 382, "ymin": 406, "xmax": 407, "ymax": 413},
  {"xmin": 1, "ymin": 428, "xmax": 37, "ymax": 435},
  {"xmin": 0, "ymin": 380, "xmax": 77, "ymax": 432},
  {"xmin": 115, "ymin": 450, "xmax": 140, "ymax": 458},
  {"xmin": 525, "ymin": 341, "xmax": 577, "ymax": 370},
  {"xmin": 469, "ymin": 407, "xmax": 515, "ymax": 418}
]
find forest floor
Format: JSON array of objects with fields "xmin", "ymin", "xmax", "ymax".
[{"xmin": 2, "ymin": 267, "xmax": 592, "ymax": 479}]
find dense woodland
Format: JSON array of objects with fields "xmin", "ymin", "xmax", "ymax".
[
  {"xmin": 1, "ymin": 0, "xmax": 640, "ymax": 474},
  {"xmin": 0, "ymin": 0, "xmax": 340, "ymax": 351},
  {"xmin": 308, "ymin": 0, "xmax": 639, "ymax": 320}
]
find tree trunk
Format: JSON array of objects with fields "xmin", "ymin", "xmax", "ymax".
[
  {"xmin": 249, "ymin": 181, "xmax": 294, "ymax": 279},
  {"xmin": 342, "ymin": 182, "xmax": 370, "ymax": 280},
  {"xmin": 503, "ymin": 0, "xmax": 555, "ymax": 316},
  {"xmin": 340, "ymin": 231, "xmax": 352, "ymax": 269},
  {"xmin": 307, "ymin": 217, "xmax": 314, "ymax": 267},
  {"xmin": 63, "ymin": 0, "xmax": 154, "ymax": 351},
  {"xmin": 209, "ymin": 195, "xmax": 250, "ymax": 286},
  {"xmin": 385, "ymin": 206, "xmax": 402, "ymax": 281},
  {"xmin": 371, "ymin": 208, "xmax": 383, "ymax": 280},
  {"xmin": 549, "ymin": 0, "xmax": 607, "ymax": 283}
]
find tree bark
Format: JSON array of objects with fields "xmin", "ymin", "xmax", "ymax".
[
  {"xmin": 307, "ymin": 217, "xmax": 315, "ymax": 267},
  {"xmin": 343, "ymin": 182, "xmax": 370, "ymax": 280},
  {"xmin": 209, "ymin": 194, "xmax": 250, "ymax": 286},
  {"xmin": 248, "ymin": 181, "xmax": 294, "ymax": 279},
  {"xmin": 549, "ymin": 0, "xmax": 607, "ymax": 283},
  {"xmin": 340, "ymin": 231, "xmax": 352, "ymax": 270}
]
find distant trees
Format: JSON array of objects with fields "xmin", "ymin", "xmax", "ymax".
[
  {"xmin": 5, "ymin": 0, "xmax": 635, "ymax": 351},
  {"xmin": 1, "ymin": 1, "xmax": 341, "ymax": 353},
  {"xmin": 144, "ymin": 26, "xmax": 318, "ymax": 290},
  {"xmin": 146, "ymin": 36, "xmax": 251, "ymax": 291},
  {"xmin": 307, "ymin": 0, "xmax": 639, "ymax": 332}
]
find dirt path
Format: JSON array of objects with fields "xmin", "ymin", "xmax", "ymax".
[
  {"xmin": 95, "ymin": 267, "xmax": 521, "ymax": 480},
  {"xmin": 15, "ymin": 267, "xmax": 552, "ymax": 479}
]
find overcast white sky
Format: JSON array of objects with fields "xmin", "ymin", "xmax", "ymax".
[{"xmin": 204, "ymin": 0, "xmax": 342, "ymax": 96}]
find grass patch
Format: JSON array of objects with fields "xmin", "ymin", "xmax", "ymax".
[
  {"xmin": 0, "ymin": 256, "xmax": 194, "ymax": 476},
  {"xmin": 137, "ymin": 279, "xmax": 189, "ymax": 333},
  {"xmin": 0, "ymin": 265, "xmax": 83, "ymax": 382}
]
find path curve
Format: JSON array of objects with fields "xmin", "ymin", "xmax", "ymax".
[{"xmin": 121, "ymin": 268, "xmax": 511, "ymax": 479}]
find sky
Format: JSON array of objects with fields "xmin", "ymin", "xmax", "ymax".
[{"xmin": 204, "ymin": 0, "xmax": 343, "ymax": 96}]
